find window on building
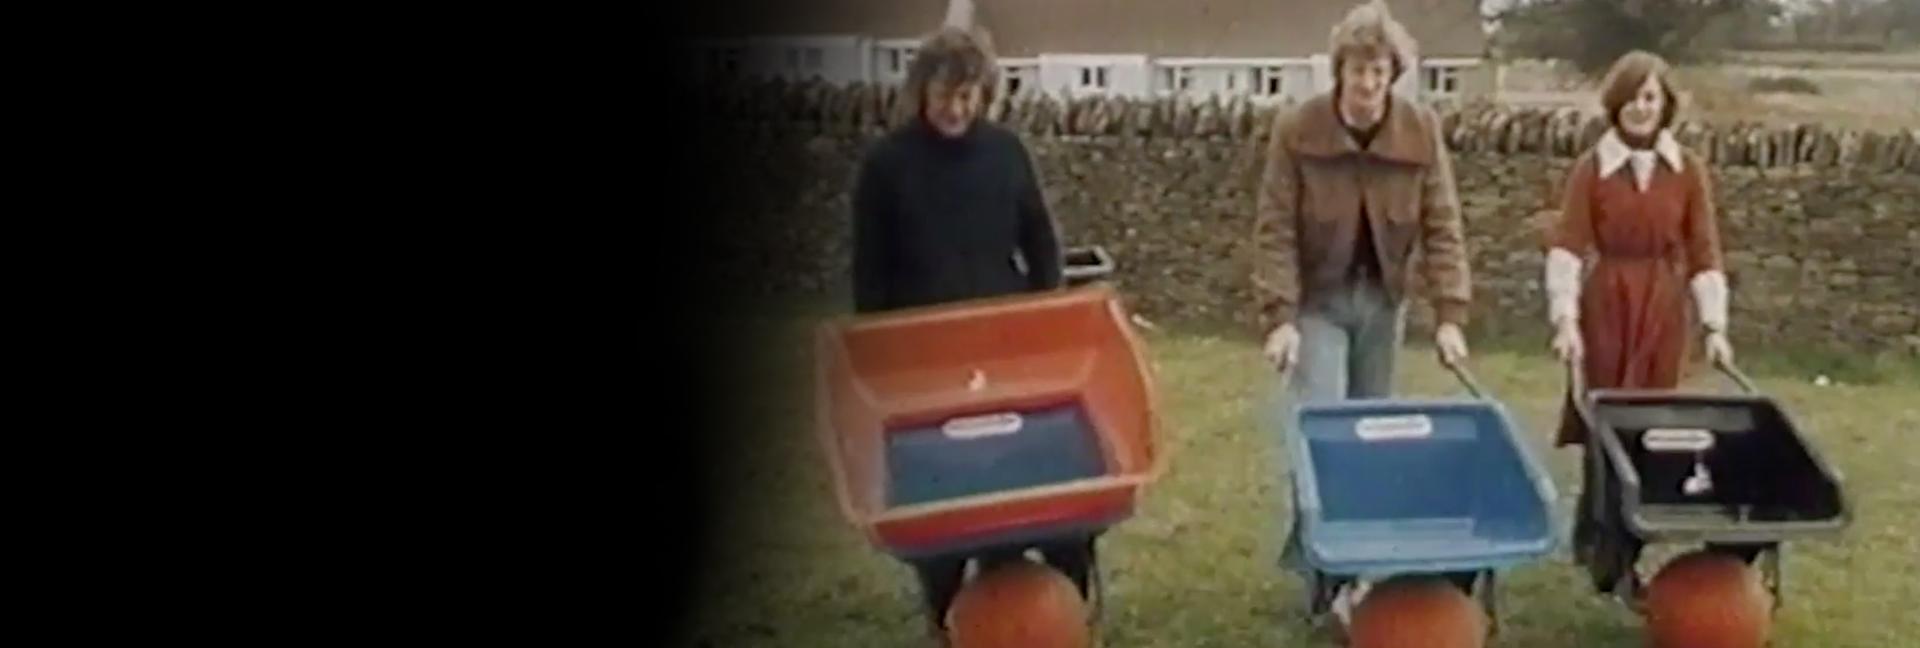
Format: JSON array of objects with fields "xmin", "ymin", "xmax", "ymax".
[
  {"xmin": 1078, "ymin": 66, "xmax": 1110, "ymax": 90},
  {"xmin": 885, "ymin": 47, "xmax": 917, "ymax": 76},
  {"xmin": 1160, "ymin": 66, "xmax": 1193, "ymax": 94},
  {"xmin": 804, "ymin": 48, "xmax": 823, "ymax": 70},
  {"xmin": 1002, "ymin": 65, "xmax": 1034, "ymax": 96},
  {"xmin": 1423, "ymin": 66, "xmax": 1461, "ymax": 95},
  {"xmin": 1226, "ymin": 71, "xmax": 1239, "ymax": 91},
  {"xmin": 1255, "ymin": 66, "xmax": 1286, "ymax": 96}
]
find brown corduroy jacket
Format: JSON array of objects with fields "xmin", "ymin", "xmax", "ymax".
[{"xmin": 1250, "ymin": 92, "xmax": 1472, "ymax": 334}]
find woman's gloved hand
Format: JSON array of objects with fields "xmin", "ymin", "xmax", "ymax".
[
  {"xmin": 1691, "ymin": 270, "xmax": 1733, "ymax": 366},
  {"xmin": 1704, "ymin": 330, "xmax": 1734, "ymax": 366},
  {"xmin": 1552, "ymin": 319, "xmax": 1583, "ymax": 363},
  {"xmin": 1264, "ymin": 323, "xmax": 1300, "ymax": 373},
  {"xmin": 1544, "ymin": 247, "xmax": 1584, "ymax": 364},
  {"xmin": 1436, "ymin": 323, "xmax": 1469, "ymax": 366}
]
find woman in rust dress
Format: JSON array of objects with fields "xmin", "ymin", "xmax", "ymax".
[{"xmin": 1542, "ymin": 51, "xmax": 1738, "ymax": 589}]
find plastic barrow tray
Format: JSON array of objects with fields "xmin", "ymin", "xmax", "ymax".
[
  {"xmin": 1282, "ymin": 364, "xmax": 1557, "ymax": 632},
  {"xmin": 813, "ymin": 284, "xmax": 1165, "ymax": 563}
]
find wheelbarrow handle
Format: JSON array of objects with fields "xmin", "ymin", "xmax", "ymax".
[
  {"xmin": 1444, "ymin": 358, "xmax": 1488, "ymax": 400},
  {"xmin": 1280, "ymin": 353, "xmax": 1488, "ymax": 399},
  {"xmin": 1562, "ymin": 357, "xmax": 1752, "ymax": 400},
  {"xmin": 1715, "ymin": 358, "xmax": 1759, "ymax": 395},
  {"xmin": 1061, "ymin": 245, "xmax": 1115, "ymax": 284}
]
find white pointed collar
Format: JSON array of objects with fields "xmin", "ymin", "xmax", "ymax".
[{"xmin": 1596, "ymin": 128, "xmax": 1684, "ymax": 179}]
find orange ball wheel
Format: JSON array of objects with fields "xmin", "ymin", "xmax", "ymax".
[
  {"xmin": 1642, "ymin": 550, "xmax": 1775, "ymax": 648},
  {"xmin": 946, "ymin": 559, "xmax": 1093, "ymax": 648},
  {"xmin": 1346, "ymin": 576, "xmax": 1490, "ymax": 648}
]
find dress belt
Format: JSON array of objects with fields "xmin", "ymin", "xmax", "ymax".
[{"xmin": 1596, "ymin": 251, "xmax": 1673, "ymax": 261}]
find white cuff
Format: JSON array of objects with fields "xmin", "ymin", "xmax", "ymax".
[
  {"xmin": 1545, "ymin": 247, "xmax": 1582, "ymax": 326},
  {"xmin": 1690, "ymin": 270, "xmax": 1729, "ymax": 332}
]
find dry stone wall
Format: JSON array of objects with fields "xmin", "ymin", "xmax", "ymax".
[{"xmin": 693, "ymin": 80, "xmax": 1920, "ymax": 354}]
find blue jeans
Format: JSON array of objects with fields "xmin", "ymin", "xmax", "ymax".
[
  {"xmin": 1275, "ymin": 279, "xmax": 1407, "ymax": 571},
  {"xmin": 1292, "ymin": 278, "xmax": 1408, "ymax": 404}
]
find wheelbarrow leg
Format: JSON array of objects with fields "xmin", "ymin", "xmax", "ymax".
[
  {"xmin": 1037, "ymin": 535, "xmax": 1098, "ymax": 598},
  {"xmin": 1573, "ymin": 432, "xmax": 1615, "ymax": 572},
  {"xmin": 1305, "ymin": 570, "xmax": 1347, "ymax": 621},
  {"xmin": 1475, "ymin": 571, "xmax": 1500, "ymax": 637},
  {"xmin": 1444, "ymin": 571, "xmax": 1477, "ymax": 594},
  {"xmin": 1302, "ymin": 571, "xmax": 1356, "ymax": 646},
  {"xmin": 1035, "ymin": 534, "xmax": 1102, "ymax": 623},
  {"xmin": 1582, "ymin": 438, "xmax": 1644, "ymax": 604},
  {"xmin": 1704, "ymin": 541, "xmax": 1780, "ymax": 612},
  {"xmin": 1098, "ymin": 548, "xmax": 1113, "ymax": 624},
  {"xmin": 1591, "ymin": 520, "xmax": 1645, "ymax": 609},
  {"xmin": 1762, "ymin": 545, "xmax": 1783, "ymax": 613},
  {"xmin": 1076, "ymin": 536, "xmax": 1106, "ymax": 624},
  {"xmin": 1619, "ymin": 541, "xmax": 1647, "ymax": 612},
  {"xmin": 1572, "ymin": 449, "xmax": 1599, "ymax": 566},
  {"xmin": 911, "ymin": 555, "xmax": 969, "ymax": 633},
  {"xmin": 1304, "ymin": 570, "xmax": 1326, "ymax": 621},
  {"xmin": 1280, "ymin": 510, "xmax": 1329, "ymax": 621}
]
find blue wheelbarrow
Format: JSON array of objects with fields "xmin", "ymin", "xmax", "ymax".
[{"xmin": 1280, "ymin": 362, "xmax": 1559, "ymax": 635}]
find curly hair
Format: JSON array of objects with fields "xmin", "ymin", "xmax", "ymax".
[
  {"xmin": 1598, "ymin": 50, "xmax": 1680, "ymax": 131},
  {"xmin": 898, "ymin": 25, "xmax": 999, "ymax": 123},
  {"xmin": 1328, "ymin": 0, "xmax": 1417, "ymax": 81}
]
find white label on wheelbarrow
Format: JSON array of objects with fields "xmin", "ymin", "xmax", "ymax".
[
  {"xmin": 942, "ymin": 412, "xmax": 1024, "ymax": 440},
  {"xmin": 1355, "ymin": 415, "xmax": 1433, "ymax": 441},
  {"xmin": 1644, "ymin": 428, "xmax": 1716, "ymax": 453}
]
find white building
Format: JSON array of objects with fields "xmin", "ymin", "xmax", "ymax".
[
  {"xmin": 686, "ymin": 0, "xmax": 1491, "ymax": 105},
  {"xmin": 684, "ymin": 0, "xmax": 947, "ymax": 87}
]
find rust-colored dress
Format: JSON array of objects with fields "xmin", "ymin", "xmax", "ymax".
[{"xmin": 1549, "ymin": 144, "xmax": 1724, "ymax": 446}]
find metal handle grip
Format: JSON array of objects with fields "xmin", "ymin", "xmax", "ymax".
[
  {"xmin": 1445, "ymin": 360, "xmax": 1488, "ymax": 400},
  {"xmin": 1062, "ymin": 245, "xmax": 1115, "ymax": 285},
  {"xmin": 1715, "ymin": 358, "xmax": 1759, "ymax": 395},
  {"xmin": 1279, "ymin": 350, "xmax": 1491, "ymax": 399},
  {"xmin": 1566, "ymin": 358, "xmax": 1586, "ymax": 400}
]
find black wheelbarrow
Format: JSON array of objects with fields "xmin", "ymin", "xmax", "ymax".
[{"xmin": 1569, "ymin": 358, "xmax": 1851, "ymax": 612}]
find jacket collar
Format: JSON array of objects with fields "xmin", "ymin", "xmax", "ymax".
[
  {"xmin": 1290, "ymin": 93, "xmax": 1434, "ymax": 165},
  {"xmin": 1596, "ymin": 128, "xmax": 1683, "ymax": 178}
]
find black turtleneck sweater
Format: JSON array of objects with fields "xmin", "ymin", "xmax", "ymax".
[{"xmin": 851, "ymin": 119, "xmax": 1064, "ymax": 313}]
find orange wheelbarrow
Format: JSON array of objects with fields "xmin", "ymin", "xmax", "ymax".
[{"xmin": 813, "ymin": 272, "xmax": 1164, "ymax": 629}]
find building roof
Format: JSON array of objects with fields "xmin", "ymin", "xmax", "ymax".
[
  {"xmin": 971, "ymin": 0, "xmax": 1485, "ymax": 59},
  {"xmin": 686, "ymin": 0, "xmax": 950, "ymax": 40}
]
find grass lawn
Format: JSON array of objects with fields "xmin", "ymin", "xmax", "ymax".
[{"xmin": 682, "ymin": 314, "xmax": 1920, "ymax": 647}]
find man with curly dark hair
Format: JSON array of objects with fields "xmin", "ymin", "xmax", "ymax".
[
  {"xmin": 847, "ymin": 24, "xmax": 1085, "ymax": 641},
  {"xmin": 851, "ymin": 25, "xmax": 1064, "ymax": 315}
]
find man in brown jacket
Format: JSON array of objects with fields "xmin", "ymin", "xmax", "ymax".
[
  {"xmin": 1253, "ymin": 0, "xmax": 1471, "ymax": 400},
  {"xmin": 1254, "ymin": 0, "xmax": 1474, "ymax": 631}
]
